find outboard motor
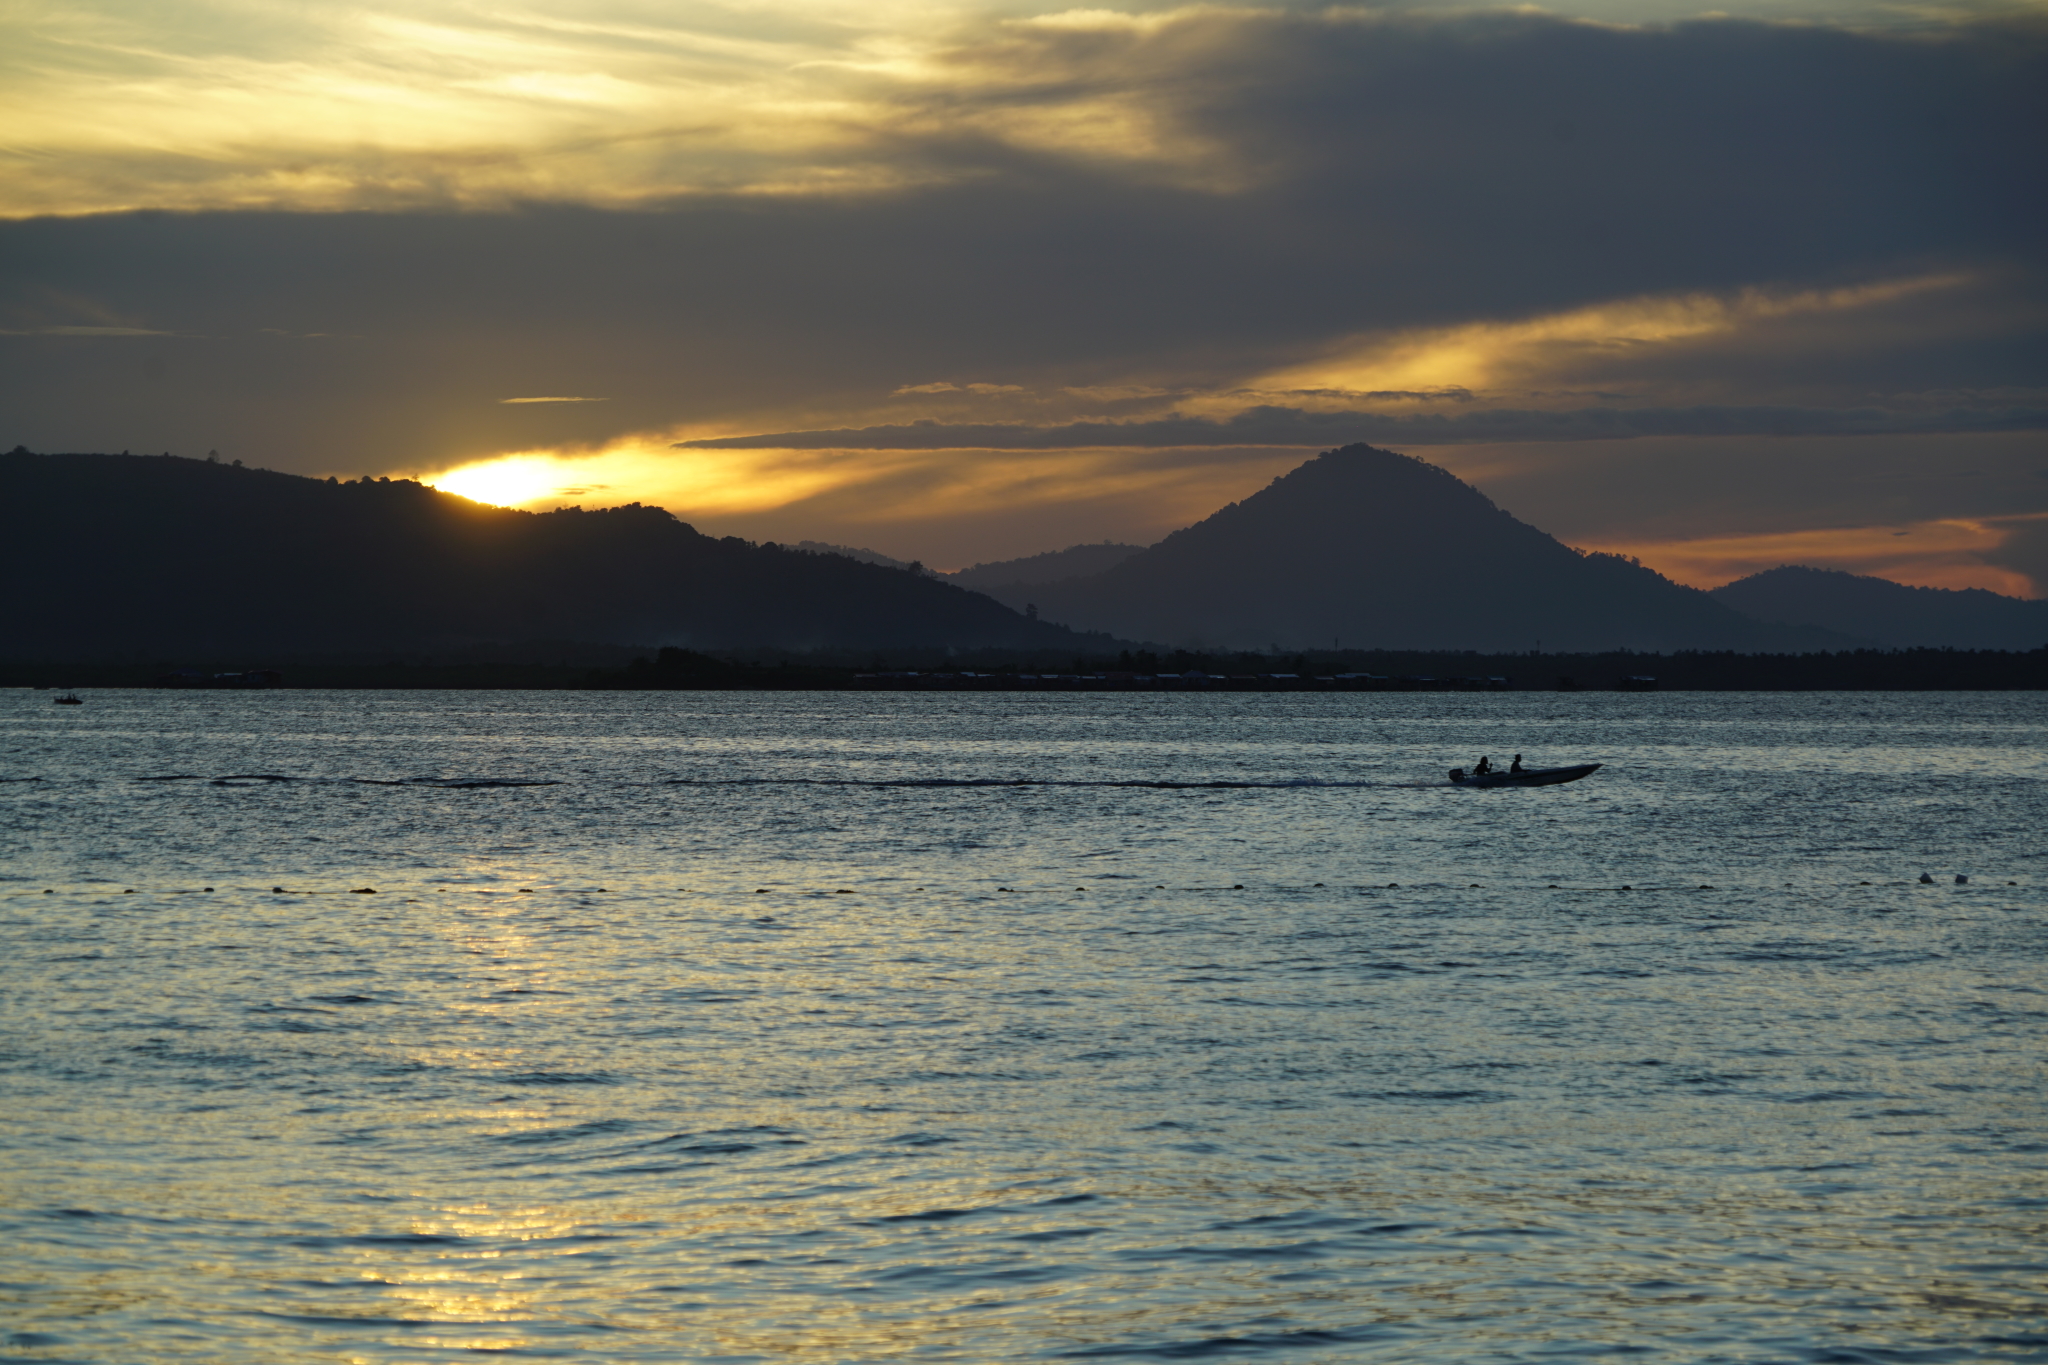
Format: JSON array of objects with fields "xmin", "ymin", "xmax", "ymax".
[{"xmin": 1448, "ymin": 768, "xmax": 1465, "ymax": 783}]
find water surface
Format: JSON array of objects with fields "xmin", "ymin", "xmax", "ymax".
[{"xmin": 2, "ymin": 690, "xmax": 2044, "ymax": 1361}]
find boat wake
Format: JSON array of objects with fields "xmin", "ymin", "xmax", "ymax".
[
  {"xmin": 107, "ymin": 774, "xmax": 1432, "ymax": 790},
  {"xmin": 658, "ymin": 777, "xmax": 1431, "ymax": 790},
  {"xmin": 129, "ymin": 775, "xmax": 564, "ymax": 788}
]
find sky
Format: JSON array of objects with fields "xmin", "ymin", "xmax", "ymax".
[{"xmin": 3, "ymin": 0, "xmax": 2044, "ymax": 592}]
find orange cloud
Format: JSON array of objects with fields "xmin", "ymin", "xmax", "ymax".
[
  {"xmin": 1583, "ymin": 516, "xmax": 2047, "ymax": 597},
  {"xmin": 1246, "ymin": 274, "xmax": 1970, "ymax": 405}
]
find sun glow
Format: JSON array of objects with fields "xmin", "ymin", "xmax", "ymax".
[
  {"xmin": 416, "ymin": 439, "xmax": 884, "ymax": 515},
  {"xmin": 411, "ymin": 437, "xmax": 1307, "ymax": 553},
  {"xmin": 427, "ymin": 455, "xmax": 590, "ymax": 509}
]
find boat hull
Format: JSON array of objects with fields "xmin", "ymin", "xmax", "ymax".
[{"xmin": 1450, "ymin": 763, "xmax": 1600, "ymax": 787}]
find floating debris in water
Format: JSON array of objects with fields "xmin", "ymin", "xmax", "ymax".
[
  {"xmin": 349, "ymin": 888, "xmax": 375, "ymax": 894},
  {"xmin": 1955, "ymin": 875, "xmax": 1969, "ymax": 884},
  {"xmin": 1920, "ymin": 873, "xmax": 1935, "ymax": 884}
]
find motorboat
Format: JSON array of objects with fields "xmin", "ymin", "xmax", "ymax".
[
  {"xmin": 1448, "ymin": 762, "xmax": 1600, "ymax": 787},
  {"xmin": 53, "ymin": 691, "xmax": 83, "ymax": 705}
]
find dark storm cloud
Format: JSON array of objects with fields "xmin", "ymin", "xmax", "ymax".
[
  {"xmin": 922, "ymin": 9, "xmax": 2048, "ymax": 286},
  {"xmin": 1, "ymin": 8, "xmax": 2042, "ymax": 472}
]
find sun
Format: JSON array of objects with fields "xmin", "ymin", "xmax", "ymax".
[{"xmin": 424, "ymin": 455, "xmax": 575, "ymax": 508}]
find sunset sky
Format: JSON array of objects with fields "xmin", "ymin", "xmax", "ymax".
[{"xmin": 3, "ymin": 0, "xmax": 2043, "ymax": 590}]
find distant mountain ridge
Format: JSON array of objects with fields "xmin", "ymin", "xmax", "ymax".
[
  {"xmin": 1709, "ymin": 566, "xmax": 2048, "ymax": 650},
  {"xmin": 791, "ymin": 541, "xmax": 1148, "ymax": 589},
  {"xmin": 794, "ymin": 540, "xmax": 930, "ymax": 573},
  {"xmin": 1012, "ymin": 445, "xmax": 1858, "ymax": 653},
  {"xmin": 14, "ymin": 446, "xmax": 1985, "ymax": 661},
  {"xmin": 1, "ymin": 452, "xmax": 1095, "ymax": 656},
  {"xmin": 949, "ymin": 543, "xmax": 1145, "ymax": 591}
]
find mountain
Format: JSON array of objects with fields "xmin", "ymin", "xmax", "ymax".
[
  {"xmin": 794, "ymin": 540, "xmax": 929, "ymax": 572},
  {"xmin": 1709, "ymin": 566, "xmax": 2048, "ymax": 650},
  {"xmin": 1, "ymin": 451, "xmax": 1097, "ymax": 656},
  {"xmin": 1018, "ymin": 445, "xmax": 1857, "ymax": 652},
  {"xmin": 948, "ymin": 543, "xmax": 1146, "ymax": 592}
]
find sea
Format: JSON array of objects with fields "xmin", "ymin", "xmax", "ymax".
[{"xmin": 1, "ymin": 689, "xmax": 2043, "ymax": 1363}]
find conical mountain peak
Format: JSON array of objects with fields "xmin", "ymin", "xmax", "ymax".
[{"xmin": 1018, "ymin": 444, "xmax": 1838, "ymax": 652}]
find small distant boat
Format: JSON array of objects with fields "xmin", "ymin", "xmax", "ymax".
[
  {"xmin": 53, "ymin": 691, "xmax": 83, "ymax": 705},
  {"xmin": 1448, "ymin": 763, "xmax": 1600, "ymax": 787}
]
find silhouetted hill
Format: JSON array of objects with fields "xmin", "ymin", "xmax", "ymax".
[
  {"xmin": 949, "ymin": 543, "xmax": 1145, "ymax": 591},
  {"xmin": 0, "ymin": 452, "xmax": 1100, "ymax": 656},
  {"xmin": 1018, "ymin": 445, "xmax": 1858, "ymax": 652},
  {"xmin": 794, "ymin": 540, "xmax": 927, "ymax": 572},
  {"xmin": 1710, "ymin": 566, "xmax": 2048, "ymax": 650}
]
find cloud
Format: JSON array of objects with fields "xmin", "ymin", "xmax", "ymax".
[
  {"xmin": 6, "ymin": 10, "xmax": 2039, "ymax": 470},
  {"xmin": 1984, "ymin": 516, "xmax": 2048, "ymax": 597},
  {"xmin": 411, "ymin": 438, "xmax": 1321, "ymax": 566},
  {"xmin": 1243, "ymin": 275, "xmax": 1978, "ymax": 400},
  {"xmin": 7, "ymin": 5, "xmax": 2046, "ymax": 250},
  {"xmin": 0, "ymin": 0, "xmax": 925, "ymax": 216},
  {"xmin": 679, "ymin": 402, "xmax": 2048, "ymax": 449},
  {"xmin": 2, "ymin": 4, "xmax": 2043, "ymax": 595},
  {"xmin": 0, "ymin": 325, "xmax": 176, "ymax": 336},
  {"xmin": 500, "ymin": 395, "xmax": 608, "ymax": 404},
  {"xmin": 1584, "ymin": 514, "xmax": 2048, "ymax": 597},
  {"xmin": 1435, "ymin": 431, "xmax": 2048, "ymax": 595},
  {"xmin": 1430, "ymin": 431, "xmax": 2048, "ymax": 536}
]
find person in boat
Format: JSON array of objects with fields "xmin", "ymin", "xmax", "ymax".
[
  {"xmin": 1510, "ymin": 754, "xmax": 1523, "ymax": 774},
  {"xmin": 1473, "ymin": 756, "xmax": 1492, "ymax": 775}
]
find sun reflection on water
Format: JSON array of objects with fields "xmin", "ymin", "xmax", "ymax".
[{"xmin": 4, "ymin": 691, "xmax": 2044, "ymax": 1361}]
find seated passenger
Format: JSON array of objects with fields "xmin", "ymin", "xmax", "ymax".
[
  {"xmin": 1474, "ymin": 756, "xmax": 1491, "ymax": 775},
  {"xmin": 1510, "ymin": 754, "xmax": 1523, "ymax": 774}
]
